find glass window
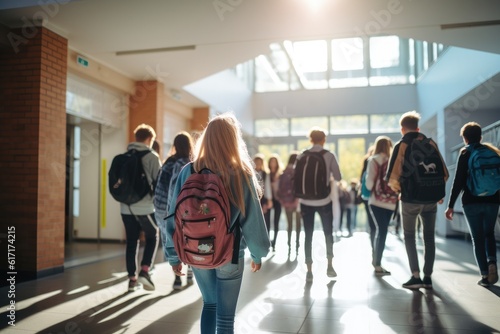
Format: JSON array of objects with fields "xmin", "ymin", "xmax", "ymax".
[
  {"xmin": 255, "ymin": 55, "xmax": 288, "ymax": 92},
  {"xmin": 255, "ymin": 118, "xmax": 289, "ymax": 137},
  {"xmin": 370, "ymin": 36, "xmax": 400, "ymax": 68},
  {"xmin": 338, "ymin": 138, "xmax": 365, "ymax": 183},
  {"xmin": 331, "ymin": 38, "xmax": 364, "ymax": 71},
  {"xmin": 257, "ymin": 145, "xmax": 294, "ymax": 168},
  {"xmin": 330, "ymin": 115, "xmax": 369, "ymax": 134},
  {"xmin": 370, "ymin": 114, "xmax": 402, "ymax": 133},
  {"xmin": 291, "ymin": 117, "xmax": 329, "ymax": 137},
  {"xmin": 288, "ymin": 40, "xmax": 328, "ymax": 89}
]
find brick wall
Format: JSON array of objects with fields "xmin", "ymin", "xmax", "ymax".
[
  {"xmin": 191, "ymin": 107, "xmax": 210, "ymax": 132},
  {"xmin": 0, "ymin": 27, "xmax": 67, "ymax": 280},
  {"xmin": 129, "ymin": 81, "xmax": 164, "ymax": 144}
]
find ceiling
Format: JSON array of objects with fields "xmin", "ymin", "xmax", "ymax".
[{"xmin": 1, "ymin": 0, "xmax": 500, "ymax": 107}]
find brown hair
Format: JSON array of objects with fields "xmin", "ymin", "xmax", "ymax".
[
  {"xmin": 309, "ymin": 127, "xmax": 327, "ymax": 144},
  {"xmin": 400, "ymin": 111, "xmax": 420, "ymax": 131},
  {"xmin": 460, "ymin": 122, "xmax": 481, "ymax": 144},
  {"xmin": 134, "ymin": 123, "xmax": 156, "ymax": 142},
  {"xmin": 172, "ymin": 131, "xmax": 193, "ymax": 160},
  {"xmin": 373, "ymin": 136, "xmax": 393, "ymax": 156}
]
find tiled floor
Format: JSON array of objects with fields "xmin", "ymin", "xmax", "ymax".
[{"xmin": 2, "ymin": 230, "xmax": 500, "ymax": 333}]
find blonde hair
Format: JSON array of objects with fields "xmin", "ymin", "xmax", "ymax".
[
  {"xmin": 373, "ymin": 136, "xmax": 393, "ymax": 156},
  {"xmin": 193, "ymin": 113, "xmax": 261, "ymax": 216}
]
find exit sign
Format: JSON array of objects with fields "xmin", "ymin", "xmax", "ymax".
[{"xmin": 77, "ymin": 55, "xmax": 89, "ymax": 68}]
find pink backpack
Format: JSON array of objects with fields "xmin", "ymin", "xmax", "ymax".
[
  {"xmin": 172, "ymin": 164, "xmax": 240, "ymax": 269},
  {"xmin": 373, "ymin": 160, "xmax": 398, "ymax": 205}
]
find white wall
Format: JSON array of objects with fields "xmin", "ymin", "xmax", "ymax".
[{"xmin": 184, "ymin": 70, "xmax": 254, "ymax": 134}]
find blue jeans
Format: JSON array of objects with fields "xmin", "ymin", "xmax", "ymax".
[
  {"xmin": 463, "ymin": 203, "xmax": 499, "ymax": 276},
  {"xmin": 301, "ymin": 202, "xmax": 334, "ymax": 264},
  {"xmin": 192, "ymin": 260, "xmax": 244, "ymax": 334},
  {"xmin": 401, "ymin": 202, "xmax": 436, "ymax": 277},
  {"xmin": 369, "ymin": 205, "xmax": 393, "ymax": 267}
]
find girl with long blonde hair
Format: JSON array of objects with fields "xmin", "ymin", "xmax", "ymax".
[{"xmin": 165, "ymin": 112, "xmax": 270, "ymax": 334}]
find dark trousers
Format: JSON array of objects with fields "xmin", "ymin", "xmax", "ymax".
[
  {"xmin": 264, "ymin": 199, "xmax": 282, "ymax": 249},
  {"xmin": 301, "ymin": 202, "xmax": 334, "ymax": 264},
  {"xmin": 363, "ymin": 200, "xmax": 376, "ymax": 250},
  {"xmin": 369, "ymin": 205, "xmax": 393, "ymax": 267},
  {"xmin": 121, "ymin": 213, "xmax": 159, "ymax": 278},
  {"xmin": 463, "ymin": 203, "xmax": 499, "ymax": 275}
]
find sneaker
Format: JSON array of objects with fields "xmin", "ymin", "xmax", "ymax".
[
  {"xmin": 402, "ymin": 276, "xmax": 423, "ymax": 289},
  {"xmin": 187, "ymin": 267, "xmax": 194, "ymax": 286},
  {"xmin": 422, "ymin": 276, "xmax": 433, "ymax": 289},
  {"xmin": 488, "ymin": 263, "xmax": 498, "ymax": 285},
  {"xmin": 306, "ymin": 271, "xmax": 313, "ymax": 283},
  {"xmin": 478, "ymin": 276, "xmax": 490, "ymax": 287},
  {"xmin": 173, "ymin": 276, "xmax": 182, "ymax": 290},
  {"xmin": 374, "ymin": 267, "xmax": 391, "ymax": 276},
  {"xmin": 138, "ymin": 270, "xmax": 155, "ymax": 291},
  {"xmin": 128, "ymin": 279, "xmax": 141, "ymax": 292}
]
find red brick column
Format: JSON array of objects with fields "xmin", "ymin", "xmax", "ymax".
[
  {"xmin": 129, "ymin": 81, "xmax": 164, "ymax": 144},
  {"xmin": 0, "ymin": 27, "xmax": 67, "ymax": 281}
]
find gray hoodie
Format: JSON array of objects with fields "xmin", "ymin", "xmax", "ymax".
[{"xmin": 120, "ymin": 142, "xmax": 161, "ymax": 215}]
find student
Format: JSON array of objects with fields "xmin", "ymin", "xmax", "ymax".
[
  {"xmin": 121, "ymin": 124, "xmax": 161, "ymax": 292},
  {"xmin": 360, "ymin": 146, "xmax": 376, "ymax": 253},
  {"xmin": 253, "ymin": 153, "xmax": 273, "ymax": 236},
  {"xmin": 154, "ymin": 131, "xmax": 194, "ymax": 290},
  {"xmin": 445, "ymin": 122, "xmax": 500, "ymax": 287},
  {"xmin": 297, "ymin": 128, "xmax": 342, "ymax": 282},
  {"xmin": 278, "ymin": 153, "xmax": 301, "ymax": 253},
  {"xmin": 365, "ymin": 136, "xmax": 397, "ymax": 275},
  {"xmin": 386, "ymin": 111, "xmax": 449, "ymax": 290},
  {"xmin": 266, "ymin": 154, "xmax": 283, "ymax": 251},
  {"xmin": 165, "ymin": 113, "xmax": 270, "ymax": 334}
]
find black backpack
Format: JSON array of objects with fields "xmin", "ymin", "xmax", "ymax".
[
  {"xmin": 401, "ymin": 137, "xmax": 446, "ymax": 203},
  {"xmin": 108, "ymin": 149, "xmax": 152, "ymax": 205},
  {"xmin": 293, "ymin": 149, "xmax": 330, "ymax": 200}
]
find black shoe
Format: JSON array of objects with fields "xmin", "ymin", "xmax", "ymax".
[
  {"xmin": 374, "ymin": 267, "xmax": 391, "ymax": 276},
  {"xmin": 488, "ymin": 263, "xmax": 498, "ymax": 285},
  {"xmin": 478, "ymin": 276, "xmax": 490, "ymax": 287},
  {"xmin": 422, "ymin": 276, "xmax": 433, "ymax": 289},
  {"xmin": 402, "ymin": 276, "xmax": 423, "ymax": 289},
  {"xmin": 138, "ymin": 270, "xmax": 155, "ymax": 291},
  {"xmin": 128, "ymin": 279, "xmax": 141, "ymax": 292}
]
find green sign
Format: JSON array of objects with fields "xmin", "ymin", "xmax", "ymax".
[{"xmin": 77, "ymin": 55, "xmax": 89, "ymax": 68}]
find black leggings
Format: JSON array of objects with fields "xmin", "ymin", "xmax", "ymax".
[
  {"xmin": 121, "ymin": 214, "xmax": 159, "ymax": 278},
  {"xmin": 264, "ymin": 199, "xmax": 282, "ymax": 248}
]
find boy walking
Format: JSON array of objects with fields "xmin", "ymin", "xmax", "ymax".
[
  {"xmin": 386, "ymin": 111, "xmax": 448, "ymax": 289},
  {"xmin": 120, "ymin": 124, "xmax": 161, "ymax": 291}
]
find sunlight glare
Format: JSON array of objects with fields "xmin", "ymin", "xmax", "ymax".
[{"xmin": 67, "ymin": 285, "xmax": 90, "ymax": 295}]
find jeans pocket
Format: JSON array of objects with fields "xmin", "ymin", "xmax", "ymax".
[{"xmin": 218, "ymin": 261, "xmax": 242, "ymax": 277}]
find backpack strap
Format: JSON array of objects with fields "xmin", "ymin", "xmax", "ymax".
[{"xmin": 230, "ymin": 218, "xmax": 241, "ymax": 265}]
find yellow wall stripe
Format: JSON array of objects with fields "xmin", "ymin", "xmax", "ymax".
[{"xmin": 101, "ymin": 159, "xmax": 107, "ymax": 228}]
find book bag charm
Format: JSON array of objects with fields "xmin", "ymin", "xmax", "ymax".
[
  {"xmin": 108, "ymin": 149, "xmax": 151, "ymax": 204},
  {"xmin": 293, "ymin": 149, "xmax": 330, "ymax": 200},
  {"xmin": 466, "ymin": 144, "xmax": 500, "ymax": 196},
  {"xmin": 172, "ymin": 164, "xmax": 240, "ymax": 269}
]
